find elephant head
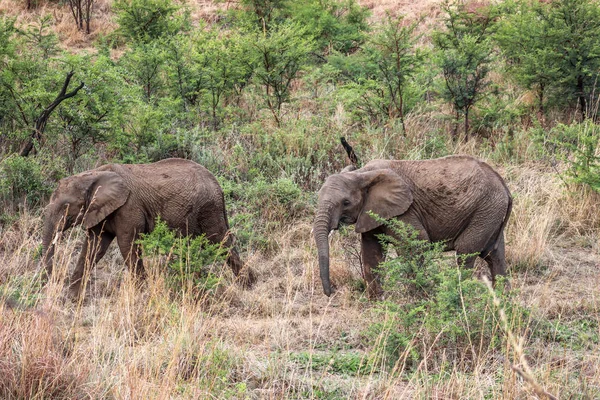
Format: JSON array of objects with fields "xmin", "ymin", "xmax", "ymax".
[
  {"xmin": 42, "ymin": 171, "xmax": 130, "ymax": 275},
  {"xmin": 313, "ymin": 169, "xmax": 413, "ymax": 296}
]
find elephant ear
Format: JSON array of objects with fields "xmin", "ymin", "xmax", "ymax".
[
  {"xmin": 355, "ymin": 169, "xmax": 413, "ymax": 233},
  {"xmin": 83, "ymin": 172, "xmax": 130, "ymax": 229}
]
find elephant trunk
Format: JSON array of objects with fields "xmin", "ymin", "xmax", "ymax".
[{"xmin": 314, "ymin": 203, "xmax": 335, "ymax": 296}]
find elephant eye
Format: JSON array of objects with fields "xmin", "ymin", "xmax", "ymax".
[{"xmin": 342, "ymin": 199, "xmax": 351, "ymax": 207}]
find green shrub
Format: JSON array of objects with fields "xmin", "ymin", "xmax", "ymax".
[
  {"xmin": 365, "ymin": 215, "xmax": 525, "ymax": 372},
  {"xmin": 290, "ymin": 350, "xmax": 371, "ymax": 375},
  {"xmin": 220, "ymin": 176, "xmax": 309, "ymax": 253},
  {"xmin": 114, "ymin": 0, "xmax": 189, "ymax": 42},
  {"xmin": 0, "ymin": 155, "xmax": 52, "ymax": 210},
  {"xmin": 534, "ymin": 120, "xmax": 600, "ymax": 192},
  {"xmin": 137, "ymin": 218, "xmax": 228, "ymax": 295}
]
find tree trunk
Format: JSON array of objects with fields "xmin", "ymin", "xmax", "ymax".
[
  {"xmin": 577, "ymin": 76, "xmax": 587, "ymax": 120},
  {"xmin": 464, "ymin": 106, "xmax": 470, "ymax": 138},
  {"xmin": 399, "ymin": 89, "xmax": 405, "ymax": 135},
  {"xmin": 537, "ymin": 83, "xmax": 546, "ymax": 127}
]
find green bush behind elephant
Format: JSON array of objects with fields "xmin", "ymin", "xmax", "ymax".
[{"xmin": 41, "ymin": 158, "xmax": 254, "ymax": 296}]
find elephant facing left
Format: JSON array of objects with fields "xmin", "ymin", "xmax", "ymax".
[{"xmin": 41, "ymin": 158, "xmax": 255, "ymax": 296}]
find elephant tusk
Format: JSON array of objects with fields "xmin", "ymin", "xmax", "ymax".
[{"xmin": 328, "ymin": 230, "xmax": 334, "ymax": 239}]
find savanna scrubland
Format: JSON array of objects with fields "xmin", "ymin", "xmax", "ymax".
[{"xmin": 1, "ymin": 0, "xmax": 599, "ymax": 398}]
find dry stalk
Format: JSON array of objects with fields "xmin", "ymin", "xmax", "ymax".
[{"xmin": 482, "ymin": 277, "xmax": 558, "ymax": 400}]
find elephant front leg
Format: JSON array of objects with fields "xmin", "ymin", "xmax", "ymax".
[
  {"xmin": 70, "ymin": 228, "xmax": 115, "ymax": 297},
  {"xmin": 361, "ymin": 230, "xmax": 385, "ymax": 299}
]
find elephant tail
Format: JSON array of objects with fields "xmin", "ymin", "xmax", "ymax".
[{"xmin": 340, "ymin": 137, "xmax": 360, "ymax": 168}]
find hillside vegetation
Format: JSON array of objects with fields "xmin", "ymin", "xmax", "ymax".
[{"xmin": 1, "ymin": 0, "xmax": 600, "ymax": 398}]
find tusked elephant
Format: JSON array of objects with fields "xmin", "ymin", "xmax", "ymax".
[
  {"xmin": 313, "ymin": 155, "xmax": 512, "ymax": 298},
  {"xmin": 42, "ymin": 158, "xmax": 254, "ymax": 295}
]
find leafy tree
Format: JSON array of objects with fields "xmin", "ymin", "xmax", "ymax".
[
  {"xmin": 120, "ymin": 41, "xmax": 167, "ymax": 101},
  {"xmin": 249, "ymin": 22, "xmax": 316, "ymax": 125},
  {"xmin": 367, "ymin": 13, "xmax": 423, "ymax": 131},
  {"xmin": 18, "ymin": 15, "xmax": 59, "ymax": 59},
  {"xmin": 543, "ymin": 0, "xmax": 600, "ymax": 120},
  {"xmin": 52, "ymin": 54, "xmax": 132, "ymax": 171},
  {"xmin": 326, "ymin": 15, "xmax": 424, "ymax": 128},
  {"xmin": 329, "ymin": 56, "xmax": 384, "ymax": 124},
  {"xmin": 229, "ymin": 0, "xmax": 287, "ymax": 32},
  {"xmin": 114, "ymin": 0, "xmax": 189, "ymax": 43},
  {"xmin": 288, "ymin": 0, "xmax": 369, "ymax": 55},
  {"xmin": 229, "ymin": 0, "xmax": 368, "ymax": 55},
  {"xmin": 497, "ymin": 0, "xmax": 600, "ymax": 122},
  {"xmin": 195, "ymin": 32, "xmax": 254, "ymax": 129},
  {"xmin": 162, "ymin": 31, "xmax": 253, "ymax": 129},
  {"xmin": 0, "ymin": 18, "xmax": 17, "ymax": 152},
  {"xmin": 433, "ymin": 0, "xmax": 497, "ymax": 138},
  {"xmin": 0, "ymin": 19, "xmax": 88, "ymax": 157},
  {"xmin": 163, "ymin": 35, "xmax": 197, "ymax": 112},
  {"xmin": 496, "ymin": 1, "xmax": 559, "ymax": 122}
]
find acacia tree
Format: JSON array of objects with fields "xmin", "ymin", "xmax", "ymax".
[
  {"xmin": 233, "ymin": 0, "xmax": 287, "ymax": 33},
  {"xmin": 194, "ymin": 33, "xmax": 253, "ymax": 129},
  {"xmin": 19, "ymin": 71, "xmax": 84, "ymax": 157},
  {"xmin": 537, "ymin": 0, "xmax": 600, "ymax": 120},
  {"xmin": 54, "ymin": 55, "xmax": 131, "ymax": 171},
  {"xmin": 433, "ymin": 0, "xmax": 497, "ymax": 138},
  {"xmin": 496, "ymin": 0, "xmax": 560, "ymax": 123},
  {"xmin": 120, "ymin": 41, "xmax": 167, "ymax": 102},
  {"xmin": 250, "ymin": 22, "xmax": 315, "ymax": 125},
  {"xmin": 367, "ymin": 13, "xmax": 422, "ymax": 132},
  {"xmin": 497, "ymin": 0, "xmax": 600, "ymax": 122},
  {"xmin": 114, "ymin": 0, "xmax": 187, "ymax": 42},
  {"xmin": 0, "ymin": 18, "xmax": 86, "ymax": 157}
]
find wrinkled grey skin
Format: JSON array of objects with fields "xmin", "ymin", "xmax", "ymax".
[
  {"xmin": 314, "ymin": 155, "xmax": 512, "ymax": 298},
  {"xmin": 42, "ymin": 158, "xmax": 254, "ymax": 296}
]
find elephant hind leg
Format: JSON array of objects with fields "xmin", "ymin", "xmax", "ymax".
[
  {"xmin": 453, "ymin": 206, "xmax": 505, "ymax": 273},
  {"xmin": 481, "ymin": 233, "xmax": 508, "ymax": 286},
  {"xmin": 200, "ymin": 214, "xmax": 255, "ymax": 287},
  {"xmin": 227, "ymin": 245, "xmax": 256, "ymax": 287},
  {"xmin": 454, "ymin": 229, "xmax": 481, "ymax": 272}
]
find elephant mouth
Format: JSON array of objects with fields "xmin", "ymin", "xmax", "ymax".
[{"xmin": 338, "ymin": 215, "xmax": 356, "ymax": 227}]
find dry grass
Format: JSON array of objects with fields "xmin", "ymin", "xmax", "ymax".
[
  {"xmin": 0, "ymin": 0, "xmax": 118, "ymax": 52},
  {"xmin": 1, "ymin": 160, "xmax": 600, "ymax": 398}
]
